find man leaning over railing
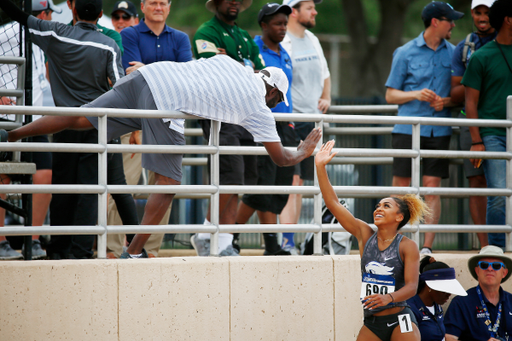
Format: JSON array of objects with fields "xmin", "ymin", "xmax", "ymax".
[{"xmin": 0, "ymin": 55, "xmax": 321, "ymax": 258}]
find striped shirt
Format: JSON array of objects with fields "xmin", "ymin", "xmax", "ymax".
[{"xmin": 138, "ymin": 55, "xmax": 280, "ymax": 142}]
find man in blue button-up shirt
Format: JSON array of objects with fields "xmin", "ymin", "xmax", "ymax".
[
  {"xmin": 385, "ymin": 2, "xmax": 463, "ymax": 255},
  {"xmin": 120, "ymin": 0, "xmax": 192, "ymax": 74}
]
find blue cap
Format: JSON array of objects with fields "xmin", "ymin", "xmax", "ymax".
[{"xmin": 421, "ymin": 2, "xmax": 464, "ymax": 21}]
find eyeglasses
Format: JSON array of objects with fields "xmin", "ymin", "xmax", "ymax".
[
  {"xmin": 437, "ymin": 17, "xmax": 454, "ymax": 24},
  {"xmin": 112, "ymin": 13, "xmax": 132, "ymax": 20},
  {"xmin": 478, "ymin": 261, "xmax": 506, "ymax": 271}
]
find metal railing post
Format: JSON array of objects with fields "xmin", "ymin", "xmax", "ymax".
[
  {"xmin": 506, "ymin": 96, "xmax": 512, "ymax": 251},
  {"xmin": 210, "ymin": 121, "xmax": 220, "ymax": 256},
  {"xmin": 96, "ymin": 113, "xmax": 108, "ymax": 259},
  {"xmin": 411, "ymin": 123, "xmax": 421, "ymax": 246},
  {"xmin": 313, "ymin": 117, "xmax": 324, "ymax": 255}
]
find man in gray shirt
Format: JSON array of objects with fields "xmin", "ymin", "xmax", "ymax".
[
  {"xmin": 0, "ymin": 0, "xmax": 124, "ymax": 259},
  {"xmin": 279, "ymin": 0, "xmax": 330, "ymax": 253}
]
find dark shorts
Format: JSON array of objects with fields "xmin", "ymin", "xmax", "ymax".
[
  {"xmin": 293, "ymin": 121, "xmax": 315, "ymax": 181},
  {"xmin": 200, "ymin": 120, "xmax": 258, "ymax": 186},
  {"xmin": 364, "ymin": 307, "xmax": 418, "ymax": 341},
  {"xmin": 458, "ymin": 112, "xmax": 485, "ymax": 178},
  {"xmin": 85, "ymin": 71, "xmax": 184, "ymax": 182},
  {"xmin": 21, "ymin": 135, "xmax": 52, "ymax": 170},
  {"xmin": 242, "ymin": 122, "xmax": 297, "ymax": 214},
  {"xmin": 392, "ymin": 133, "xmax": 451, "ymax": 179}
]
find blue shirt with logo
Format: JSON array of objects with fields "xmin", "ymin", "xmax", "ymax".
[
  {"xmin": 451, "ymin": 31, "xmax": 497, "ymax": 115},
  {"xmin": 120, "ymin": 19, "xmax": 192, "ymax": 71},
  {"xmin": 407, "ymin": 294, "xmax": 445, "ymax": 341},
  {"xmin": 254, "ymin": 35, "xmax": 293, "ymax": 114},
  {"xmin": 385, "ymin": 32, "xmax": 455, "ymax": 137},
  {"xmin": 445, "ymin": 286, "xmax": 512, "ymax": 340}
]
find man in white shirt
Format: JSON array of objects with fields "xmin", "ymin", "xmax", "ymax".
[
  {"xmin": 1, "ymin": 55, "xmax": 321, "ymax": 258},
  {"xmin": 279, "ymin": 0, "xmax": 330, "ymax": 253}
]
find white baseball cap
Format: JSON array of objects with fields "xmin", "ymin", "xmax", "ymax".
[
  {"xmin": 282, "ymin": 0, "xmax": 322, "ymax": 8},
  {"xmin": 471, "ymin": 0, "xmax": 496, "ymax": 9},
  {"xmin": 259, "ymin": 67, "xmax": 289, "ymax": 106}
]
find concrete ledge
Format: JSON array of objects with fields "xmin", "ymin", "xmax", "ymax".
[{"xmin": 1, "ymin": 253, "xmax": 511, "ymax": 340}]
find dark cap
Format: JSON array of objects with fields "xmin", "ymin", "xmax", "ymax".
[
  {"xmin": 422, "ymin": 2, "xmax": 464, "ymax": 21},
  {"xmin": 75, "ymin": 0, "xmax": 103, "ymax": 20},
  {"xmin": 111, "ymin": 0, "xmax": 137, "ymax": 17},
  {"xmin": 258, "ymin": 3, "xmax": 292, "ymax": 24}
]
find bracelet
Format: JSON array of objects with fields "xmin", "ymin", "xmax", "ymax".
[
  {"xmin": 472, "ymin": 141, "xmax": 484, "ymax": 146},
  {"xmin": 389, "ymin": 293, "xmax": 394, "ymax": 303}
]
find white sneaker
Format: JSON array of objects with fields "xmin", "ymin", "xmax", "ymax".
[
  {"xmin": 219, "ymin": 245, "xmax": 240, "ymax": 257},
  {"xmin": 420, "ymin": 247, "xmax": 432, "ymax": 255},
  {"xmin": 191, "ymin": 235, "xmax": 210, "ymax": 257}
]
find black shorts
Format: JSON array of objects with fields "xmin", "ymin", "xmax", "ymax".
[
  {"xmin": 21, "ymin": 135, "xmax": 52, "ymax": 170},
  {"xmin": 242, "ymin": 122, "xmax": 297, "ymax": 214},
  {"xmin": 200, "ymin": 121, "xmax": 258, "ymax": 186},
  {"xmin": 392, "ymin": 133, "xmax": 451, "ymax": 179},
  {"xmin": 458, "ymin": 112, "xmax": 485, "ymax": 178},
  {"xmin": 364, "ymin": 307, "xmax": 418, "ymax": 341},
  {"xmin": 293, "ymin": 121, "xmax": 315, "ymax": 181}
]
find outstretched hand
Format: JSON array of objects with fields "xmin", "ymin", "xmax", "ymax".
[
  {"xmin": 297, "ymin": 127, "xmax": 322, "ymax": 157},
  {"xmin": 315, "ymin": 140, "xmax": 337, "ymax": 167}
]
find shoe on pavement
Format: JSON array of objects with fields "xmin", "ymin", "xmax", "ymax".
[
  {"xmin": 263, "ymin": 248, "xmax": 292, "ymax": 256},
  {"xmin": 119, "ymin": 248, "xmax": 148, "ymax": 259},
  {"xmin": 191, "ymin": 234, "xmax": 210, "ymax": 256},
  {"xmin": 22, "ymin": 240, "xmax": 47, "ymax": 259},
  {"xmin": 219, "ymin": 245, "xmax": 240, "ymax": 257},
  {"xmin": 420, "ymin": 247, "xmax": 432, "ymax": 255},
  {"xmin": 282, "ymin": 245, "xmax": 298, "ymax": 256},
  {"xmin": 0, "ymin": 240, "xmax": 23, "ymax": 260},
  {"xmin": 0, "ymin": 129, "xmax": 8, "ymax": 142}
]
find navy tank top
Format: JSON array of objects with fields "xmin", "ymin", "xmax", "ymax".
[{"xmin": 360, "ymin": 233, "xmax": 406, "ymax": 317}]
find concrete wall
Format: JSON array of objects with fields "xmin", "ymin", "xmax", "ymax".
[{"xmin": 1, "ymin": 253, "xmax": 511, "ymax": 340}]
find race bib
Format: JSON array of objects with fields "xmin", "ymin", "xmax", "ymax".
[{"xmin": 360, "ymin": 273, "xmax": 395, "ymax": 301}]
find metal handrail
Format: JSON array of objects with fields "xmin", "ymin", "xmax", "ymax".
[{"xmin": 0, "ymin": 100, "xmax": 511, "ymax": 256}]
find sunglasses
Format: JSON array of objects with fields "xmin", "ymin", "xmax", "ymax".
[
  {"xmin": 112, "ymin": 13, "xmax": 132, "ymax": 20},
  {"xmin": 437, "ymin": 17, "xmax": 454, "ymax": 24},
  {"xmin": 478, "ymin": 261, "xmax": 506, "ymax": 271}
]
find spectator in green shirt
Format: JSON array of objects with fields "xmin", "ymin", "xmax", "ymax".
[{"xmin": 190, "ymin": 0, "xmax": 275, "ymax": 257}]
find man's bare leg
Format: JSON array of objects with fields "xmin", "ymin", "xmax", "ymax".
[
  {"xmin": 7, "ymin": 116, "xmax": 93, "ymax": 141},
  {"xmin": 422, "ymin": 175, "xmax": 442, "ymax": 251},
  {"xmin": 468, "ymin": 174, "xmax": 488, "ymax": 247},
  {"xmin": 125, "ymin": 173, "xmax": 179, "ymax": 255}
]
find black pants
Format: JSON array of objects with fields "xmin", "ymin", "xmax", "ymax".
[
  {"xmin": 107, "ymin": 139, "xmax": 138, "ymax": 243},
  {"xmin": 48, "ymin": 130, "xmax": 99, "ymax": 259}
]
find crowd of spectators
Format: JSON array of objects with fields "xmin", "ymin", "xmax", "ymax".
[{"xmin": 0, "ymin": 0, "xmax": 510, "ymax": 262}]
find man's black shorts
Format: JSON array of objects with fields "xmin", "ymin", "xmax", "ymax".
[
  {"xmin": 242, "ymin": 122, "xmax": 297, "ymax": 214},
  {"xmin": 392, "ymin": 133, "xmax": 451, "ymax": 179},
  {"xmin": 200, "ymin": 121, "xmax": 258, "ymax": 186}
]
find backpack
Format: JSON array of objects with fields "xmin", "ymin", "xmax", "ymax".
[
  {"xmin": 300, "ymin": 199, "xmax": 353, "ymax": 255},
  {"xmin": 461, "ymin": 33, "xmax": 475, "ymax": 68}
]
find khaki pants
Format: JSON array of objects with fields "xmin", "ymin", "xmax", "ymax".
[{"xmin": 106, "ymin": 133, "xmax": 170, "ymax": 257}]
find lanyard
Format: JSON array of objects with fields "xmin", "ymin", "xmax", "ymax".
[
  {"xmin": 476, "ymin": 285, "xmax": 503, "ymax": 338},
  {"xmin": 495, "ymin": 40, "xmax": 512, "ymax": 75}
]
